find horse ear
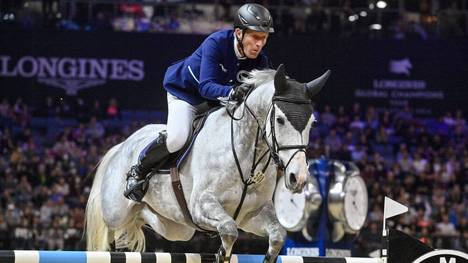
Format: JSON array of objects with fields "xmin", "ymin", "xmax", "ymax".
[
  {"xmin": 274, "ymin": 64, "xmax": 287, "ymax": 95},
  {"xmin": 306, "ymin": 70, "xmax": 331, "ymax": 98}
]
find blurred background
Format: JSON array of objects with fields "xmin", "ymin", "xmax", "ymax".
[
  {"xmin": 1, "ymin": 0, "xmax": 467, "ymax": 37},
  {"xmin": 0, "ymin": 0, "xmax": 467, "ymax": 257}
]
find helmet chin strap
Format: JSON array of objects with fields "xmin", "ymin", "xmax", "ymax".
[{"xmin": 236, "ymin": 29, "xmax": 247, "ymax": 58}]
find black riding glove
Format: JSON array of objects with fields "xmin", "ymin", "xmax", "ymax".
[{"xmin": 229, "ymin": 83, "xmax": 252, "ymax": 101}]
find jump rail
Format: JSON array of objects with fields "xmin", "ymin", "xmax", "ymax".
[{"xmin": 0, "ymin": 251, "xmax": 382, "ymax": 263}]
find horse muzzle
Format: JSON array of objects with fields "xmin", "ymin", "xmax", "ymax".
[{"xmin": 284, "ymin": 164, "xmax": 308, "ymax": 193}]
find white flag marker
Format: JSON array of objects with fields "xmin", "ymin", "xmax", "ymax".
[
  {"xmin": 382, "ymin": 196, "xmax": 408, "ymax": 236},
  {"xmin": 381, "ymin": 197, "xmax": 409, "ymax": 263}
]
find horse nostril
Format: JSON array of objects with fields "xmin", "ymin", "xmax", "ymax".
[{"xmin": 289, "ymin": 173, "xmax": 297, "ymax": 185}]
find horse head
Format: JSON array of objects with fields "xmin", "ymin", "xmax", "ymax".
[{"xmin": 267, "ymin": 64, "xmax": 330, "ymax": 193}]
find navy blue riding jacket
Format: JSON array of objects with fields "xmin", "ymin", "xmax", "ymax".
[{"xmin": 163, "ymin": 29, "xmax": 270, "ymax": 105}]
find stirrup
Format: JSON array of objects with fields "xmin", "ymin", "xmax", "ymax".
[
  {"xmin": 124, "ymin": 179, "xmax": 149, "ymax": 202},
  {"xmin": 124, "ymin": 165, "xmax": 149, "ymax": 202}
]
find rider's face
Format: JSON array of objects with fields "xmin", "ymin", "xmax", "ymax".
[{"xmin": 236, "ymin": 29, "xmax": 269, "ymax": 59}]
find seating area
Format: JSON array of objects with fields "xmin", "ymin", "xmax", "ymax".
[{"xmin": 0, "ymin": 96, "xmax": 467, "ymax": 254}]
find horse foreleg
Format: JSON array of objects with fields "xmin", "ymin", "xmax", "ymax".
[
  {"xmin": 192, "ymin": 192, "xmax": 238, "ymax": 263},
  {"xmin": 239, "ymin": 201, "xmax": 286, "ymax": 263}
]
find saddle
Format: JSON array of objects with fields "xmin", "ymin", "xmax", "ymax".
[{"xmin": 160, "ymin": 105, "xmax": 221, "ymax": 170}]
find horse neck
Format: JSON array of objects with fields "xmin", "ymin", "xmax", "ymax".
[
  {"xmin": 232, "ymin": 82, "xmax": 274, "ymax": 155},
  {"xmin": 238, "ymin": 80, "xmax": 274, "ymax": 121}
]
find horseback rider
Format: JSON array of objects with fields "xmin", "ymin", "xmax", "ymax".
[{"xmin": 124, "ymin": 3, "xmax": 275, "ymax": 202}]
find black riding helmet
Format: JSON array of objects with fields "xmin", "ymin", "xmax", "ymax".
[
  {"xmin": 234, "ymin": 3, "xmax": 274, "ymax": 33},
  {"xmin": 234, "ymin": 4, "xmax": 274, "ymax": 58}
]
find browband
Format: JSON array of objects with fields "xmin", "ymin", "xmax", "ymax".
[{"xmin": 272, "ymin": 96, "xmax": 311, "ymax": 104}]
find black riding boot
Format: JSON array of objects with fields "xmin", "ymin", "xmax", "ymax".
[{"xmin": 124, "ymin": 132, "xmax": 170, "ymax": 202}]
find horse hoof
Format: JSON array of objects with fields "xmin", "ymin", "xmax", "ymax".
[
  {"xmin": 263, "ymin": 255, "xmax": 277, "ymax": 263},
  {"xmin": 215, "ymin": 247, "xmax": 226, "ymax": 263}
]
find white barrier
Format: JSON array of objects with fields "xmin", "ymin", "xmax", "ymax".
[{"xmin": 0, "ymin": 251, "xmax": 382, "ymax": 263}]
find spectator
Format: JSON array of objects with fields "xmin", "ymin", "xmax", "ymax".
[
  {"xmin": 436, "ymin": 213, "xmax": 457, "ymax": 236},
  {"xmin": 412, "ymin": 152, "xmax": 428, "ymax": 174},
  {"xmin": 106, "ymin": 98, "xmax": 120, "ymax": 119},
  {"xmin": 320, "ymin": 105, "xmax": 336, "ymax": 127},
  {"xmin": 39, "ymin": 200, "xmax": 54, "ymax": 227},
  {"xmin": 85, "ymin": 116, "xmax": 105, "ymax": 139},
  {"xmin": 46, "ymin": 219, "xmax": 64, "ymax": 250},
  {"xmin": 13, "ymin": 218, "xmax": 34, "ymax": 249},
  {"xmin": 324, "ymin": 129, "xmax": 342, "ymax": 153}
]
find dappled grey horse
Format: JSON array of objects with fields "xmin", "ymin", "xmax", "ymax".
[{"xmin": 85, "ymin": 64, "xmax": 330, "ymax": 263}]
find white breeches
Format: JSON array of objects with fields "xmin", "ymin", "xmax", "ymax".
[{"xmin": 166, "ymin": 93, "xmax": 208, "ymax": 153}]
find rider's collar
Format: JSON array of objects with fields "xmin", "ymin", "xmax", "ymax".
[{"xmin": 233, "ymin": 32, "xmax": 247, "ymax": 60}]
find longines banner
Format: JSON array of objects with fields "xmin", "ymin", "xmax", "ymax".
[
  {"xmin": 267, "ymin": 36, "xmax": 468, "ymax": 116},
  {"xmin": 0, "ymin": 31, "xmax": 205, "ymax": 110},
  {"xmin": 0, "ymin": 55, "xmax": 144, "ymax": 95},
  {"xmin": 1, "ymin": 31, "xmax": 467, "ymax": 114}
]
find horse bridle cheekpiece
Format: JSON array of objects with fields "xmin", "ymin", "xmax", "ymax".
[{"xmin": 270, "ymin": 95, "xmax": 311, "ymax": 171}]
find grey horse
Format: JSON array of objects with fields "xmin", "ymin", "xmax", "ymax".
[{"xmin": 85, "ymin": 64, "xmax": 330, "ymax": 263}]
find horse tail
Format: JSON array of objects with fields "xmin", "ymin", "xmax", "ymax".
[
  {"xmin": 85, "ymin": 144, "xmax": 121, "ymax": 251},
  {"xmin": 111, "ymin": 142, "xmax": 147, "ymax": 252},
  {"xmin": 114, "ymin": 205, "xmax": 147, "ymax": 252}
]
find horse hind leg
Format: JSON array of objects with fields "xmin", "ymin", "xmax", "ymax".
[
  {"xmin": 140, "ymin": 205, "xmax": 195, "ymax": 241},
  {"xmin": 192, "ymin": 192, "xmax": 238, "ymax": 263}
]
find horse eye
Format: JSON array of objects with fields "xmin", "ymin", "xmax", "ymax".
[{"xmin": 276, "ymin": 117, "xmax": 285, "ymax": 125}]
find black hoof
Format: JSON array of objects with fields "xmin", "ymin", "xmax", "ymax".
[
  {"xmin": 215, "ymin": 247, "xmax": 226, "ymax": 263},
  {"xmin": 263, "ymin": 255, "xmax": 277, "ymax": 263}
]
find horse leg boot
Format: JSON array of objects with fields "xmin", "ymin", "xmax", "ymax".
[
  {"xmin": 239, "ymin": 201, "xmax": 287, "ymax": 263},
  {"xmin": 124, "ymin": 132, "xmax": 170, "ymax": 202},
  {"xmin": 193, "ymin": 193, "xmax": 238, "ymax": 263}
]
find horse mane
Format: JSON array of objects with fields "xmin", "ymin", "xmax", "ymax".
[{"xmin": 238, "ymin": 69, "xmax": 277, "ymax": 87}]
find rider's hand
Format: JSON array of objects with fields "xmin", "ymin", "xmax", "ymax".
[{"xmin": 229, "ymin": 83, "xmax": 252, "ymax": 101}]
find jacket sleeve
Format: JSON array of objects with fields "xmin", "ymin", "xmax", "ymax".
[{"xmin": 198, "ymin": 38, "xmax": 233, "ymax": 100}]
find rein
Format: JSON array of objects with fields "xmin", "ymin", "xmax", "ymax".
[{"xmin": 227, "ymin": 85, "xmax": 311, "ymax": 221}]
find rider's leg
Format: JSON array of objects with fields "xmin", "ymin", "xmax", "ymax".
[
  {"xmin": 124, "ymin": 93, "xmax": 197, "ymax": 202},
  {"xmin": 165, "ymin": 93, "xmax": 199, "ymax": 153},
  {"xmin": 124, "ymin": 133, "xmax": 171, "ymax": 201}
]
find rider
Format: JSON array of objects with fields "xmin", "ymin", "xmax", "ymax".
[{"xmin": 124, "ymin": 3, "xmax": 275, "ymax": 202}]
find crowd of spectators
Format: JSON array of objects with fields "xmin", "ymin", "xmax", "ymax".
[
  {"xmin": 1, "ymin": 0, "xmax": 467, "ymax": 38},
  {"xmin": 0, "ymin": 96, "xmax": 137, "ymax": 250},
  {"xmin": 308, "ymin": 104, "xmax": 468, "ymax": 254},
  {"xmin": 0, "ymin": 95, "xmax": 467, "ymax": 254}
]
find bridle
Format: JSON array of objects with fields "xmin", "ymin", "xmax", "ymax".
[
  {"xmin": 227, "ymin": 81, "xmax": 311, "ymax": 220},
  {"xmin": 268, "ymin": 94, "xmax": 311, "ymax": 171}
]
